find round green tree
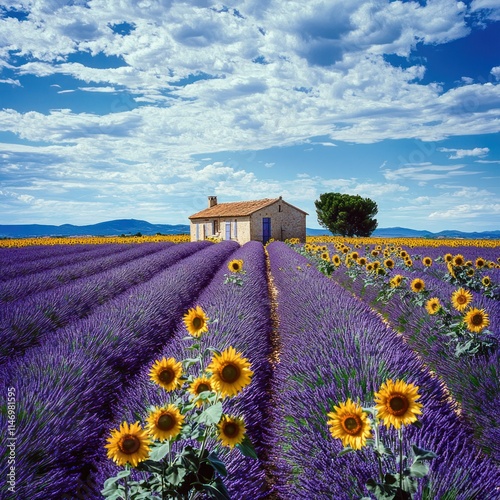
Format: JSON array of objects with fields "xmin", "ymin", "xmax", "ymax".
[{"xmin": 315, "ymin": 193, "xmax": 378, "ymax": 237}]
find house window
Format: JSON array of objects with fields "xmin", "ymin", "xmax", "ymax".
[
  {"xmin": 213, "ymin": 220, "xmax": 218, "ymax": 235},
  {"xmin": 234, "ymin": 219, "xmax": 237, "ymax": 239},
  {"xmin": 225, "ymin": 222, "xmax": 231, "ymax": 240},
  {"xmin": 195, "ymin": 223, "xmax": 199, "ymax": 241},
  {"xmin": 279, "ymin": 204, "xmax": 282, "ymax": 212}
]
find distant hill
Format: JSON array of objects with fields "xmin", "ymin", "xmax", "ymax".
[
  {"xmin": 307, "ymin": 226, "xmax": 500, "ymax": 239},
  {"xmin": 0, "ymin": 219, "xmax": 190, "ymax": 238},
  {"xmin": 0, "ymin": 219, "xmax": 498, "ymax": 239}
]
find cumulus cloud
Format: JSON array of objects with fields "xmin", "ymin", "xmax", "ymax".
[{"xmin": 438, "ymin": 147, "xmax": 490, "ymax": 159}]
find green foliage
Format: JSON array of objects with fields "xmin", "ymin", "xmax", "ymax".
[
  {"xmin": 315, "ymin": 192, "xmax": 378, "ymax": 237},
  {"xmin": 102, "ymin": 318, "xmax": 256, "ymax": 499}
]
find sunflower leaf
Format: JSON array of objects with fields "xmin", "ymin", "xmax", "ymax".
[
  {"xmin": 412, "ymin": 445, "xmax": 437, "ymax": 461},
  {"xmin": 338, "ymin": 446, "xmax": 355, "ymax": 457},
  {"xmin": 149, "ymin": 443, "xmax": 170, "ymax": 462},
  {"xmin": 207, "ymin": 451, "xmax": 228, "ymax": 477},
  {"xmin": 200, "ymin": 480, "xmax": 232, "ymax": 500},
  {"xmin": 197, "ymin": 401, "xmax": 223, "ymax": 425},
  {"xmin": 236, "ymin": 435, "xmax": 258, "ymax": 459}
]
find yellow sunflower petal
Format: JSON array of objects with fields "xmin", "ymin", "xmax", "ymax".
[
  {"xmin": 207, "ymin": 346, "xmax": 253, "ymax": 398},
  {"xmin": 105, "ymin": 421, "xmax": 151, "ymax": 467},
  {"xmin": 374, "ymin": 379, "xmax": 423, "ymax": 429},
  {"xmin": 327, "ymin": 398, "xmax": 372, "ymax": 450}
]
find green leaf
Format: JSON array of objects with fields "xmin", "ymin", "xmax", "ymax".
[
  {"xmin": 235, "ymin": 435, "xmax": 258, "ymax": 459},
  {"xmin": 165, "ymin": 465, "xmax": 186, "ymax": 486},
  {"xmin": 116, "ymin": 470, "xmax": 131, "ymax": 479},
  {"xmin": 198, "ymin": 401, "xmax": 223, "ymax": 425},
  {"xmin": 412, "ymin": 445, "xmax": 438, "ymax": 461},
  {"xmin": 149, "ymin": 442, "xmax": 170, "ymax": 462},
  {"xmin": 207, "ymin": 451, "xmax": 228, "ymax": 477},
  {"xmin": 409, "ymin": 461, "xmax": 429, "ymax": 478},
  {"xmin": 200, "ymin": 480, "xmax": 232, "ymax": 500},
  {"xmin": 338, "ymin": 446, "xmax": 355, "ymax": 457}
]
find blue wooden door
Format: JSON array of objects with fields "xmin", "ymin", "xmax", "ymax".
[
  {"xmin": 262, "ymin": 217, "xmax": 271, "ymax": 244},
  {"xmin": 225, "ymin": 222, "xmax": 231, "ymax": 240}
]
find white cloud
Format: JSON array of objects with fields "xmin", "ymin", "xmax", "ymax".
[
  {"xmin": 429, "ymin": 203, "xmax": 500, "ymax": 219},
  {"xmin": 382, "ymin": 164, "xmax": 476, "ymax": 182},
  {"xmin": 438, "ymin": 147, "xmax": 490, "ymax": 159}
]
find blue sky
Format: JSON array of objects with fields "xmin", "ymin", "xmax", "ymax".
[{"xmin": 0, "ymin": 1, "xmax": 499, "ymax": 232}]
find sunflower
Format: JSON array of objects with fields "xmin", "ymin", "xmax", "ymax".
[
  {"xmin": 453, "ymin": 254, "xmax": 465, "ymax": 267},
  {"xmin": 374, "ymin": 379, "xmax": 423, "ymax": 429},
  {"xmin": 475, "ymin": 257, "xmax": 485, "ymax": 268},
  {"xmin": 411, "ymin": 278, "xmax": 425, "ymax": 293},
  {"xmin": 444, "ymin": 253, "xmax": 453, "ymax": 263},
  {"xmin": 422, "ymin": 257, "xmax": 432, "ymax": 267},
  {"xmin": 183, "ymin": 305, "xmax": 209, "ymax": 337},
  {"xmin": 405, "ymin": 258, "xmax": 413, "ymax": 267},
  {"xmin": 464, "ymin": 308, "xmax": 490, "ymax": 333},
  {"xmin": 332, "ymin": 255, "xmax": 341, "ymax": 266},
  {"xmin": 351, "ymin": 251, "xmax": 359, "ymax": 260},
  {"xmin": 149, "ymin": 357, "xmax": 183, "ymax": 391},
  {"xmin": 327, "ymin": 399, "xmax": 372, "ymax": 450},
  {"xmin": 207, "ymin": 346, "xmax": 253, "ymax": 397},
  {"xmin": 466, "ymin": 268, "xmax": 475, "ymax": 277},
  {"xmin": 321, "ymin": 252, "xmax": 330, "ymax": 261},
  {"xmin": 188, "ymin": 376, "xmax": 214, "ymax": 406},
  {"xmin": 371, "ymin": 250, "xmax": 379, "ymax": 257},
  {"xmin": 228, "ymin": 259, "xmax": 244, "ymax": 273},
  {"xmin": 105, "ymin": 421, "xmax": 151, "ymax": 467},
  {"xmin": 366, "ymin": 263, "xmax": 374, "ymax": 272},
  {"xmin": 146, "ymin": 405, "xmax": 184, "ymax": 441},
  {"xmin": 482, "ymin": 276, "xmax": 491, "ymax": 287},
  {"xmin": 384, "ymin": 258, "xmax": 394, "ymax": 269},
  {"xmin": 358, "ymin": 257, "xmax": 367, "ymax": 266},
  {"xmin": 390, "ymin": 275, "xmax": 403, "ymax": 288},
  {"xmin": 425, "ymin": 297, "xmax": 441, "ymax": 315},
  {"xmin": 217, "ymin": 415, "xmax": 246, "ymax": 448},
  {"xmin": 451, "ymin": 287, "xmax": 473, "ymax": 312},
  {"xmin": 400, "ymin": 250, "xmax": 408, "ymax": 259}
]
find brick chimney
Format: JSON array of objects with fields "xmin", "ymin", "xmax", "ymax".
[{"xmin": 208, "ymin": 196, "xmax": 217, "ymax": 208}]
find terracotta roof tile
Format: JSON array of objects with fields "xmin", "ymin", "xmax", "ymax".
[{"xmin": 189, "ymin": 198, "xmax": 280, "ymax": 219}]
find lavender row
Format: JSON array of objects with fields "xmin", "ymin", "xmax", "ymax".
[
  {"xmin": 265, "ymin": 241, "xmax": 499, "ymax": 499},
  {"xmin": 0, "ymin": 242, "xmax": 166, "ymax": 303},
  {"xmin": 0, "ymin": 241, "xmax": 239, "ymax": 499},
  {"xmin": 0, "ymin": 242, "xmax": 205, "ymax": 366},
  {"xmin": 0, "ymin": 243, "xmax": 135, "ymax": 282},
  {"xmin": 331, "ymin": 264, "xmax": 500, "ymax": 462},
  {"xmin": 89, "ymin": 240, "xmax": 275, "ymax": 499},
  {"xmin": 0, "ymin": 243, "xmax": 101, "ymax": 267}
]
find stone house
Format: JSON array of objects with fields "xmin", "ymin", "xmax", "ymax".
[{"xmin": 188, "ymin": 196, "xmax": 308, "ymax": 245}]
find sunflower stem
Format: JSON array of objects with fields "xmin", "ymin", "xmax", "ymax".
[
  {"xmin": 398, "ymin": 426, "xmax": 403, "ymax": 492},
  {"xmin": 373, "ymin": 419, "xmax": 384, "ymax": 484},
  {"xmin": 124, "ymin": 464, "xmax": 129, "ymax": 500}
]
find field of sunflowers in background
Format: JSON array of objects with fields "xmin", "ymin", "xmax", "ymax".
[{"xmin": 0, "ymin": 234, "xmax": 499, "ymax": 499}]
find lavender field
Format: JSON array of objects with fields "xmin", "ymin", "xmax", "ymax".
[{"xmin": 0, "ymin": 239, "xmax": 499, "ymax": 499}]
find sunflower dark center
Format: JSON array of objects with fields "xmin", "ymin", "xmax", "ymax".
[
  {"xmin": 159, "ymin": 368, "xmax": 175, "ymax": 384},
  {"xmin": 388, "ymin": 395, "xmax": 409, "ymax": 416},
  {"xmin": 197, "ymin": 383, "xmax": 210, "ymax": 394},
  {"xmin": 232, "ymin": 263, "xmax": 240, "ymax": 271},
  {"xmin": 192, "ymin": 317, "xmax": 203, "ymax": 330},
  {"xmin": 119, "ymin": 436, "xmax": 141, "ymax": 454},
  {"xmin": 224, "ymin": 423, "xmax": 238, "ymax": 437},
  {"xmin": 157, "ymin": 414, "xmax": 175, "ymax": 431},
  {"xmin": 471, "ymin": 313, "xmax": 484, "ymax": 326},
  {"xmin": 221, "ymin": 364, "xmax": 240, "ymax": 383},
  {"xmin": 457, "ymin": 295, "xmax": 467, "ymax": 304},
  {"xmin": 342, "ymin": 415, "xmax": 362, "ymax": 435},
  {"xmin": 414, "ymin": 282, "xmax": 423, "ymax": 290}
]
